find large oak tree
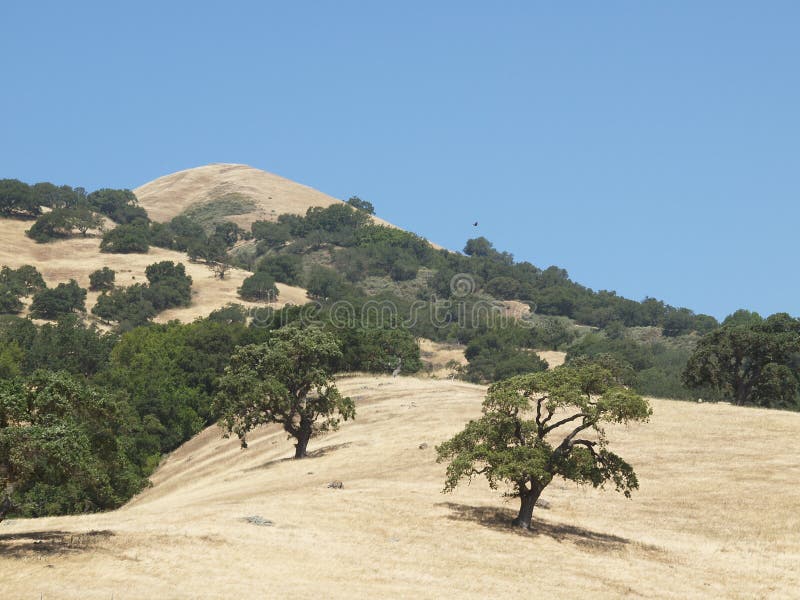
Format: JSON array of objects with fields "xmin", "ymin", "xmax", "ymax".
[
  {"xmin": 213, "ymin": 326, "xmax": 355, "ymax": 458},
  {"xmin": 437, "ymin": 364, "xmax": 651, "ymax": 529}
]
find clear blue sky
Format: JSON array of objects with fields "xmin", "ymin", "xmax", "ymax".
[{"xmin": 2, "ymin": 2, "xmax": 798, "ymax": 320}]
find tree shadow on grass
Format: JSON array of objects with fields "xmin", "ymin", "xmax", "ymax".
[
  {"xmin": 245, "ymin": 442, "xmax": 353, "ymax": 472},
  {"xmin": 439, "ymin": 503, "xmax": 646, "ymax": 552},
  {"xmin": 0, "ymin": 529, "xmax": 114, "ymax": 558}
]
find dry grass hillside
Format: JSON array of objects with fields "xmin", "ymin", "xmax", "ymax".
[
  {"xmin": 0, "ymin": 163, "xmax": 443, "ymax": 322},
  {"xmin": 0, "ymin": 219, "xmax": 308, "ymax": 320},
  {"xmin": 1, "ymin": 375, "xmax": 798, "ymax": 599},
  {"xmin": 133, "ymin": 163, "xmax": 399, "ymax": 231}
]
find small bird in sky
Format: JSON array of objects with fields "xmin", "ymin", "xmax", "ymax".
[{"xmin": 473, "ymin": 221, "xmax": 478, "ymax": 227}]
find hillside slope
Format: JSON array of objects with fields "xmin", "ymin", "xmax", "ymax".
[
  {"xmin": 0, "ymin": 219, "xmax": 308, "ymax": 321},
  {"xmin": 1, "ymin": 376, "xmax": 798, "ymax": 599},
  {"xmin": 134, "ymin": 163, "xmax": 398, "ymax": 231}
]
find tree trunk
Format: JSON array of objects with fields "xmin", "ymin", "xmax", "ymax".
[
  {"xmin": 294, "ymin": 418, "xmax": 313, "ymax": 459},
  {"xmin": 0, "ymin": 496, "xmax": 12, "ymax": 524},
  {"xmin": 512, "ymin": 486, "xmax": 543, "ymax": 530}
]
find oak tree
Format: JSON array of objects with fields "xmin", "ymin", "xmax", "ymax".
[
  {"xmin": 437, "ymin": 364, "xmax": 651, "ymax": 529},
  {"xmin": 213, "ymin": 326, "xmax": 355, "ymax": 458}
]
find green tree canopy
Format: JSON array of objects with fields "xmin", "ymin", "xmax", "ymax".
[
  {"xmin": 437, "ymin": 364, "xmax": 651, "ymax": 529},
  {"xmin": 239, "ymin": 271, "xmax": 279, "ymax": 302},
  {"xmin": 89, "ymin": 267, "xmax": 116, "ymax": 292},
  {"xmin": 29, "ymin": 280, "xmax": 86, "ymax": 319},
  {"xmin": 683, "ymin": 313, "xmax": 800, "ymax": 409},
  {"xmin": 0, "ymin": 371, "xmax": 140, "ymax": 521},
  {"xmin": 100, "ymin": 224, "xmax": 150, "ymax": 254},
  {"xmin": 346, "ymin": 196, "xmax": 375, "ymax": 214},
  {"xmin": 0, "ymin": 179, "xmax": 40, "ymax": 218},
  {"xmin": 213, "ymin": 326, "xmax": 355, "ymax": 458}
]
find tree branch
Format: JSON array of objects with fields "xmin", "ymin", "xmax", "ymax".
[{"xmin": 543, "ymin": 412, "xmax": 588, "ymax": 435}]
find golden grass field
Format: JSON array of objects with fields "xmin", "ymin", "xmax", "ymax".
[
  {"xmin": 2, "ymin": 166, "xmax": 798, "ymax": 597},
  {"xmin": 1, "ymin": 375, "xmax": 799, "ymax": 599},
  {"xmin": 0, "ymin": 218, "xmax": 308, "ymax": 322}
]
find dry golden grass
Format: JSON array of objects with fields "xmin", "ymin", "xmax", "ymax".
[
  {"xmin": 537, "ymin": 349, "xmax": 567, "ymax": 368},
  {"xmin": 418, "ymin": 338, "xmax": 468, "ymax": 377},
  {"xmin": 1, "ymin": 375, "xmax": 798, "ymax": 599},
  {"xmin": 0, "ymin": 218, "xmax": 308, "ymax": 322},
  {"xmin": 135, "ymin": 163, "xmax": 397, "ymax": 230}
]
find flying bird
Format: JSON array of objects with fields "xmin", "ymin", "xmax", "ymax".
[{"xmin": 473, "ymin": 221, "xmax": 478, "ymax": 227}]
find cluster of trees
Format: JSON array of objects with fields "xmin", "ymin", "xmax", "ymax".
[
  {"xmin": 245, "ymin": 201, "xmax": 717, "ymax": 345},
  {"xmin": 0, "ymin": 265, "xmax": 46, "ymax": 314},
  {"xmin": 0, "ymin": 292, "xmax": 428, "ymax": 520},
  {"xmin": 0, "ymin": 264, "xmax": 88, "ymax": 321},
  {"xmin": 151, "ymin": 216, "xmax": 247, "ymax": 268},
  {"xmin": 92, "ymin": 262, "xmax": 193, "ymax": 329},
  {"xmin": 27, "ymin": 207, "xmax": 104, "ymax": 242},
  {"xmin": 30, "ymin": 280, "xmax": 87, "ymax": 319},
  {"xmin": 683, "ymin": 312, "xmax": 800, "ymax": 409},
  {"xmin": 238, "ymin": 271, "xmax": 278, "ymax": 302},
  {"xmin": 0, "ymin": 180, "xmax": 146, "ymax": 244}
]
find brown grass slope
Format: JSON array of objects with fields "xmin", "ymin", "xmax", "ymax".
[
  {"xmin": 134, "ymin": 163, "xmax": 399, "ymax": 231},
  {"xmin": 0, "ymin": 219, "xmax": 308, "ymax": 322},
  {"xmin": 1, "ymin": 376, "xmax": 798, "ymax": 599}
]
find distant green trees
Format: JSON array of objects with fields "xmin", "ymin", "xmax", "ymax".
[
  {"xmin": 92, "ymin": 261, "xmax": 192, "ymax": 327},
  {"xmin": 0, "ymin": 179, "xmax": 41, "ymax": 218},
  {"xmin": 89, "ymin": 267, "xmax": 116, "ymax": 291},
  {"xmin": 1, "ymin": 179, "xmax": 144, "ymax": 226},
  {"xmin": 683, "ymin": 313, "xmax": 800, "ymax": 409},
  {"xmin": 100, "ymin": 224, "xmax": 150, "ymax": 253},
  {"xmin": 30, "ymin": 280, "xmax": 86, "ymax": 319},
  {"xmin": 214, "ymin": 326, "xmax": 355, "ymax": 458},
  {"xmin": 87, "ymin": 189, "xmax": 147, "ymax": 224},
  {"xmin": 27, "ymin": 207, "xmax": 104, "ymax": 242},
  {"xmin": 238, "ymin": 272, "xmax": 279, "ymax": 302},
  {"xmin": 144, "ymin": 261, "xmax": 193, "ymax": 310},
  {"xmin": 251, "ymin": 220, "xmax": 291, "ymax": 251},
  {"xmin": 256, "ymin": 254, "xmax": 303, "ymax": 286},
  {"xmin": 437, "ymin": 364, "xmax": 651, "ymax": 529},
  {"xmin": 92, "ymin": 284, "xmax": 157, "ymax": 329},
  {"xmin": 305, "ymin": 265, "xmax": 350, "ymax": 301},
  {"xmin": 346, "ymin": 196, "xmax": 375, "ymax": 215},
  {"xmin": 0, "ymin": 265, "xmax": 45, "ymax": 314},
  {"xmin": 464, "ymin": 330, "xmax": 549, "ymax": 382}
]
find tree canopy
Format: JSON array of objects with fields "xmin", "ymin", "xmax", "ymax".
[
  {"xmin": 213, "ymin": 326, "xmax": 355, "ymax": 458},
  {"xmin": 437, "ymin": 364, "xmax": 651, "ymax": 529},
  {"xmin": 29, "ymin": 280, "xmax": 86, "ymax": 320},
  {"xmin": 683, "ymin": 313, "xmax": 800, "ymax": 409}
]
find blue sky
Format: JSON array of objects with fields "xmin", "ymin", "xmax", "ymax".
[{"xmin": 2, "ymin": 2, "xmax": 798, "ymax": 320}]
